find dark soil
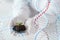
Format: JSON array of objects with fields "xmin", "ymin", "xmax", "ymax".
[{"xmin": 13, "ymin": 24, "xmax": 26, "ymax": 33}]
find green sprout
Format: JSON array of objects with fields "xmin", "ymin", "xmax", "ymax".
[{"xmin": 16, "ymin": 22, "xmax": 23, "ymax": 26}]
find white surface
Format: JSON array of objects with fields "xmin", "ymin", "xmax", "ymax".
[
  {"xmin": 0, "ymin": 0, "xmax": 59, "ymax": 40},
  {"xmin": 0, "ymin": 0, "xmax": 48, "ymax": 40}
]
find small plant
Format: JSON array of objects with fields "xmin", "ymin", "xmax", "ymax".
[
  {"xmin": 13, "ymin": 22, "xmax": 26, "ymax": 33},
  {"xmin": 16, "ymin": 22, "xmax": 23, "ymax": 26}
]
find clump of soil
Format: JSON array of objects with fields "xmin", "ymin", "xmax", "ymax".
[{"xmin": 13, "ymin": 22, "xmax": 26, "ymax": 33}]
